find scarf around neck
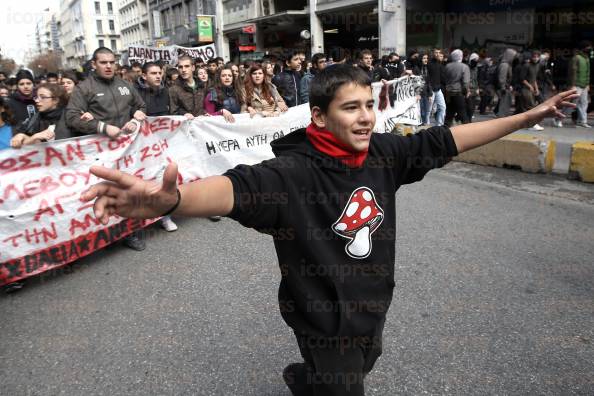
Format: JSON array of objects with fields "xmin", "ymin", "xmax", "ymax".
[{"xmin": 305, "ymin": 122, "xmax": 368, "ymax": 168}]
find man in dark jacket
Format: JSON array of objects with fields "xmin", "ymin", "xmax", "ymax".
[
  {"xmin": 300, "ymin": 53, "xmax": 326, "ymax": 103},
  {"xmin": 65, "ymin": 47, "xmax": 147, "ymax": 251},
  {"xmin": 169, "ymin": 55, "xmax": 206, "ymax": 119},
  {"xmin": 8, "ymin": 70, "xmax": 37, "ymax": 126},
  {"xmin": 272, "ymin": 50, "xmax": 302, "ymax": 108},
  {"xmin": 427, "ymin": 49, "xmax": 447, "ymax": 126},
  {"xmin": 385, "ymin": 52, "xmax": 405, "ymax": 80},
  {"xmin": 65, "ymin": 47, "xmax": 146, "ymax": 138},
  {"xmin": 135, "ymin": 62, "xmax": 170, "ymax": 116}
]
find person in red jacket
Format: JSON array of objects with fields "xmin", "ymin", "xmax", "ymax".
[{"xmin": 81, "ymin": 65, "xmax": 577, "ymax": 396}]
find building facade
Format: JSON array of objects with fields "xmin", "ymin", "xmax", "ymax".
[
  {"xmin": 60, "ymin": 0, "xmax": 123, "ymax": 68},
  {"xmin": 118, "ymin": 0, "xmax": 151, "ymax": 50}
]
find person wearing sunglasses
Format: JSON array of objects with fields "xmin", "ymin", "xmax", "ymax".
[{"xmin": 10, "ymin": 83, "xmax": 71, "ymax": 148}]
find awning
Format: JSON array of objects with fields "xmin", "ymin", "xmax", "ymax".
[{"xmin": 224, "ymin": 10, "xmax": 308, "ymax": 33}]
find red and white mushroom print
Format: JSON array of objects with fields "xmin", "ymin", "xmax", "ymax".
[{"xmin": 332, "ymin": 187, "xmax": 384, "ymax": 259}]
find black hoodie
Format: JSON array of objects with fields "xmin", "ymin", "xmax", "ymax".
[
  {"xmin": 224, "ymin": 126, "xmax": 458, "ymax": 337},
  {"xmin": 135, "ymin": 78, "xmax": 170, "ymax": 116},
  {"xmin": 8, "ymin": 91, "xmax": 36, "ymax": 126}
]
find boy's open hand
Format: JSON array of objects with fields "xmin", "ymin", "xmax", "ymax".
[
  {"xmin": 526, "ymin": 89, "xmax": 578, "ymax": 124},
  {"xmin": 81, "ymin": 163, "xmax": 179, "ymax": 224}
]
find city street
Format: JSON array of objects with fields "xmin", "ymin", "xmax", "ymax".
[{"xmin": 1, "ymin": 162, "xmax": 593, "ymax": 395}]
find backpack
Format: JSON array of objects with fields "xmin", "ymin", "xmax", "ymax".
[{"xmin": 488, "ymin": 63, "xmax": 500, "ymax": 88}]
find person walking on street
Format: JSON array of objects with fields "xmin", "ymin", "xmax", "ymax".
[
  {"xmin": 444, "ymin": 49, "xmax": 471, "ymax": 127},
  {"xmin": 495, "ymin": 48, "xmax": 517, "ymax": 118},
  {"xmin": 428, "ymin": 49, "xmax": 447, "ymax": 126},
  {"xmin": 555, "ymin": 41, "xmax": 591, "ymax": 128}
]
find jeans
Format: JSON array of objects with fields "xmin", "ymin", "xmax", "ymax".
[
  {"xmin": 420, "ymin": 95, "xmax": 432, "ymax": 125},
  {"xmin": 575, "ymin": 86, "xmax": 589, "ymax": 124},
  {"xmin": 431, "ymin": 89, "xmax": 446, "ymax": 126}
]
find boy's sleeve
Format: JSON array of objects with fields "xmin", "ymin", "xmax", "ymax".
[
  {"xmin": 223, "ymin": 159, "xmax": 288, "ymax": 233},
  {"xmin": 381, "ymin": 126, "xmax": 458, "ymax": 185}
]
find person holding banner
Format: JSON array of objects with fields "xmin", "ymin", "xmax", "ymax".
[
  {"xmin": 0, "ymin": 97, "xmax": 16, "ymax": 150},
  {"xmin": 81, "ymin": 64, "xmax": 578, "ymax": 395},
  {"xmin": 169, "ymin": 55, "xmax": 206, "ymax": 119},
  {"xmin": 66, "ymin": 47, "xmax": 148, "ymax": 251},
  {"xmin": 204, "ymin": 66, "xmax": 242, "ymax": 123},
  {"xmin": 241, "ymin": 64, "xmax": 286, "ymax": 118}
]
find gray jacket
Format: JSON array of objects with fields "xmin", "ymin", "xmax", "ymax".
[
  {"xmin": 444, "ymin": 62, "xmax": 470, "ymax": 94},
  {"xmin": 497, "ymin": 49, "xmax": 517, "ymax": 90},
  {"xmin": 65, "ymin": 73, "xmax": 146, "ymax": 135}
]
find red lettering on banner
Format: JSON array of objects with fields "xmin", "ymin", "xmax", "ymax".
[
  {"xmin": 2, "ymin": 222, "xmax": 58, "ymax": 247},
  {"xmin": 139, "ymin": 121, "xmax": 151, "ymax": 137},
  {"xmin": 88, "ymin": 139, "xmax": 104, "ymax": 153},
  {"xmin": 133, "ymin": 168, "xmax": 145, "ymax": 179},
  {"xmin": 170, "ymin": 119, "xmax": 181, "ymax": 131},
  {"xmin": 45, "ymin": 147, "xmax": 67, "ymax": 166},
  {"xmin": 0, "ymin": 150, "xmax": 42, "ymax": 175},
  {"xmin": 69, "ymin": 213, "xmax": 101, "ymax": 236},
  {"xmin": 140, "ymin": 139, "xmax": 168, "ymax": 162},
  {"xmin": 114, "ymin": 155, "xmax": 134, "ymax": 170},
  {"xmin": 34, "ymin": 192, "xmax": 75, "ymax": 221},
  {"xmin": 65, "ymin": 141, "xmax": 85, "ymax": 161},
  {"xmin": 0, "ymin": 172, "xmax": 91, "ymax": 204}
]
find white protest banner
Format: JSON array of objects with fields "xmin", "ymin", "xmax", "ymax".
[
  {"xmin": 127, "ymin": 45, "xmax": 178, "ymax": 65},
  {"xmin": 176, "ymin": 44, "xmax": 217, "ymax": 63},
  {"xmin": 372, "ymin": 75, "xmax": 423, "ymax": 131},
  {"xmin": 0, "ymin": 76, "xmax": 421, "ymax": 286}
]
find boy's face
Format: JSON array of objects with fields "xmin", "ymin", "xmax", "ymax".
[{"xmin": 313, "ymin": 83, "xmax": 375, "ymax": 152}]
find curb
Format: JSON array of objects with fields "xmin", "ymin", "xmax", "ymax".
[
  {"xmin": 569, "ymin": 141, "xmax": 594, "ymax": 183},
  {"xmin": 454, "ymin": 134, "xmax": 556, "ymax": 174}
]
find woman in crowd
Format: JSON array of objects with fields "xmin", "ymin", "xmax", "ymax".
[
  {"xmin": 196, "ymin": 66, "xmax": 209, "ymax": 86},
  {"xmin": 165, "ymin": 67, "xmax": 179, "ymax": 87},
  {"xmin": 203, "ymin": 66, "xmax": 243, "ymax": 123},
  {"xmin": 8, "ymin": 70, "xmax": 36, "ymax": 126},
  {"xmin": 10, "ymin": 83, "xmax": 70, "ymax": 148},
  {"xmin": 261, "ymin": 60, "xmax": 276, "ymax": 84},
  {"xmin": 241, "ymin": 64, "xmax": 287, "ymax": 117},
  {"xmin": 0, "ymin": 97, "xmax": 17, "ymax": 150},
  {"xmin": 60, "ymin": 71, "xmax": 79, "ymax": 98}
]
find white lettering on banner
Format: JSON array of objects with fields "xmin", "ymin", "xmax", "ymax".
[
  {"xmin": 0, "ymin": 75, "xmax": 421, "ymax": 286},
  {"xmin": 176, "ymin": 44, "xmax": 217, "ymax": 63}
]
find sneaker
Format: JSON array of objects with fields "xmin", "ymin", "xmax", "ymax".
[
  {"xmin": 160, "ymin": 216, "xmax": 178, "ymax": 232},
  {"xmin": 283, "ymin": 363, "xmax": 313, "ymax": 396},
  {"xmin": 576, "ymin": 122, "xmax": 592, "ymax": 128},
  {"xmin": 553, "ymin": 119, "xmax": 563, "ymax": 128},
  {"xmin": 532, "ymin": 124, "xmax": 544, "ymax": 131},
  {"xmin": 209, "ymin": 216, "xmax": 221, "ymax": 222},
  {"xmin": 123, "ymin": 234, "xmax": 146, "ymax": 251}
]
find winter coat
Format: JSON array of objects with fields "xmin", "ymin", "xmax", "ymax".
[
  {"xmin": 135, "ymin": 78, "xmax": 170, "ymax": 116},
  {"xmin": 168, "ymin": 78, "xmax": 206, "ymax": 116},
  {"xmin": 65, "ymin": 72, "xmax": 146, "ymax": 136},
  {"xmin": 18, "ymin": 106, "xmax": 71, "ymax": 140},
  {"xmin": 8, "ymin": 91, "xmax": 36, "ymax": 126},
  {"xmin": 272, "ymin": 69, "xmax": 301, "ymax": 107}
]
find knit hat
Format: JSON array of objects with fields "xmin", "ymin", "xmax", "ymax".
[{"xmin": 15, "ymin": 70, "xmax": 34, "ymax": 85}]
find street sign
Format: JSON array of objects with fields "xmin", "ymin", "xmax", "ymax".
[{"xmin": 197, "ymin": 15, "xmax": 213, "ymax": 42}]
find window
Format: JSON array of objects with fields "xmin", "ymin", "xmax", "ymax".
[
  {"xmin": 111, "ymin": 39, "xmax": 117, "ymax": 51},
  {"xmin": 96, "ymin": 20, "xmax": 103, "ymax": 34},
  {"xmin": 99, "ymin": 39, "xmax": 104, "ymax": 47},
  {"xmin": 95, "ymin": 1, "xmax": 100, "ymax": 14},
  {"xmin": 107, "ymin": 2, "xmax": 113, "ymax": 14},
  {"xmin": 109, "ymin": 20, "xmax": 115, "ymax": 31}
]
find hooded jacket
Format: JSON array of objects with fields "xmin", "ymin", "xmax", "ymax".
[
  {"xmin": 65, "ymin": 72, "xmax": 146, "ymax": 135},
  {"xmin": 135, "ymin": 78, "xmax": 170, "ymax": 116},
  {"xmin": 427, "ymin": 58, "xmax": 446, "ymax": 92},
  {"xmin": 444, "ymin": 50, "xmax": 470, "ymax": 94},
  {"xmin": 168, "ymin": 78, "xmax": 206, "ymax": 116},
  {"xmin": 223, "ymin": 126, "xmax": 458, "ymax": 337},
  {"xmin": 497, "ymin": 49, "xmax": 517, "ymax": 90}
]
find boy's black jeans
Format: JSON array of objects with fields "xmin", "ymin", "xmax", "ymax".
[{"xmin": 291, "ymin": 318, "xmax": 385, "ymax": 396}]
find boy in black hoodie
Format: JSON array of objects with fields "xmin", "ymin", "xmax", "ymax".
[{"xmin": 81, "ymin": 66, "xmax": 577, "ymax": 396}]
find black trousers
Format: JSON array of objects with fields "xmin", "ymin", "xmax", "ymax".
[
  {"xmin": 291, "ymin": 319, "xmax": 385, "ymax": 396},
  {"xmin": 445, "ymin": 92, "xmax": 470, "ymax": 127}
]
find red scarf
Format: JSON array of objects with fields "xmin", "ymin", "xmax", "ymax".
[{"xmin": 305, "ymin": 123, "xmax": 368, "ymax": 168}]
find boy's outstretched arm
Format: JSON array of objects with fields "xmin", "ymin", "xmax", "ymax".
[
  {"xmin": 81, "ymin": 163, "xmax": 234, "ymax": 224},
  {"xmin": 451, "ymin": 89, "xmax": 578, "ymax": 153}
]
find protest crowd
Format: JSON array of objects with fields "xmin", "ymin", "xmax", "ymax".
[
  {"xmin": 0, "ymin": 42, "xmax": 590, "ymax": 265},
  {"xmin": 0, "ymin": 41, "xmax": 589, "ymax": 395}
]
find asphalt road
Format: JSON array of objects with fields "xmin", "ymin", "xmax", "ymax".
[{"xmin": 1, "ymin": 163, "xmax": 593, "ymax": 396}]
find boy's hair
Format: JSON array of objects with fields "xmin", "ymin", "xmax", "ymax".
[
  {"xmin": 92, "ymin": 47, "xmax": 114, "ymax": 61},
  {"xmin": 177, "ymin": 55, "xmax": 194, "ymax": 65},
  {"xmin": 207, "ymin": 58, "xmax": 218, "ymax": 66},
  {"xmin": 46, "ymin": 72, "xmax": 58, "ymax": 79},
  {"xmin": 283, "ymin": 49, "xmax": 302, "ymax": 64},
  {"xmin": 142, "ymin": 61, "xmax": 161, "ymax": 73},
  {"xmin": 309, "ymin": 64, "xmax": 371, "ymax": 113},
  {"xmin": 359, "ymin": 49, "xmax": 373, "ymax": 60},
  {"xmin": 131, "ymin": 62, "xmax": 142, "ymax": 69}
]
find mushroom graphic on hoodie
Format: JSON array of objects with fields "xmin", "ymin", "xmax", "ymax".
[{"xmin": 332, "ymin": 187, "xmax": 384, "ymax": 259}]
